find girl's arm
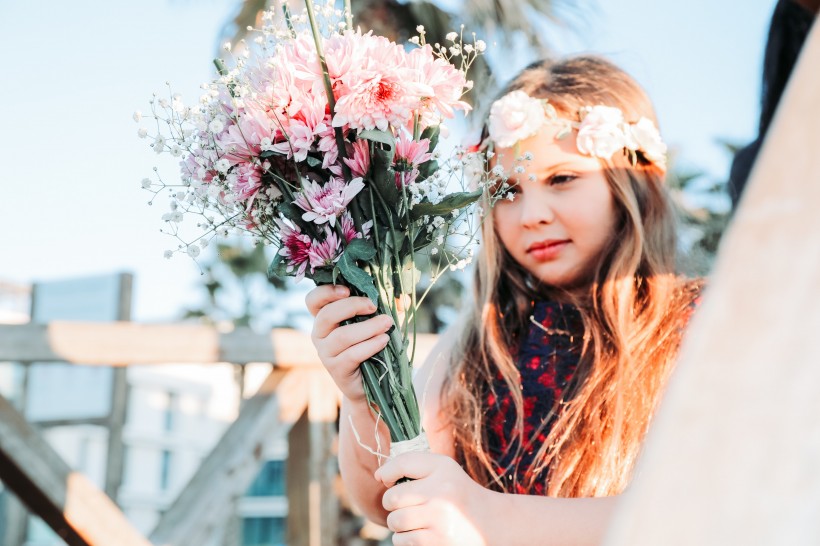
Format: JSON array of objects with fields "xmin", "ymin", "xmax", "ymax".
[{"xmin": 375, "ymin": 452, "xmax": 619, "ymax": 546}]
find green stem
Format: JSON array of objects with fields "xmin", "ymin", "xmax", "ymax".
[{"xmin": 303, "ymin": 0, "xmax": 352, "ymax": 183}]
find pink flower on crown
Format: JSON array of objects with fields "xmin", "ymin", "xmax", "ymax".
[
  {"xmin": 343, "ymin": 140, "xmax": 371, "ymax": 178},
  {"xmin": 626, "ymin": 117, "xmax": 667, "ymax": 168},
  {"xmin": 488, "ymin": 90, "xmax": 547, "ymax": 149},
  {"xmin": 576, "ymin": 106, "xmax": 628, "ymax": 159},
  {"xmin": 293, "ymin": 176, "xmax": 365, "ymax": 226},
  {"xmin": 308, "ymin": 228, "xmax": 342, "ymax": 272},
  {"xmin": 276, "ymin": 219, "xmax": 312, "ymax": 281}
]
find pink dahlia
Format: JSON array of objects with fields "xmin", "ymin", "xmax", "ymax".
[{"xmin": 293, "ymin": 176, "xmax": 365, "ymax": 226}]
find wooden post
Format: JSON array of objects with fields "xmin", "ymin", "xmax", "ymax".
[
  {"xmin": 0, "ymin": 393, "xmax": 151, "ymax": 546},
  {"xmin": 287, "ymin": 370, "xmax": 341, "ymax": 546},
  {"xmin": 149, "ymin": 369, "xmax": 310, "ymax": 546},
  {"xmin": 604, "ymin": 19, "xmax": 820, "ymax": 546}
]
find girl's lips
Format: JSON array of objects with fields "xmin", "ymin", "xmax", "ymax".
[{"xmin": 527, "ymin": 239, "xmax": 569, "ymax": 261}]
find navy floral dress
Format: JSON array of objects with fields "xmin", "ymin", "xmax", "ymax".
[{"xmin": 484, "ymin": 300, "xmax": 585, "ymax": 495}]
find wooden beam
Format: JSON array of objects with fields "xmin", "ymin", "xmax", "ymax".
[
  {"xmin": 0, "ymin": 322, "xmax": 439, "ymax": 368},
  {"xmin": 0, "ymin": 393, "xmax": 151, "ymax": 546},
  {"xmin": 604, "ymin": 20, "xmax": 820, "ymax": 546},
  {"xmin": 148, "ymin": 368, "xmax": 311, "ymax": 546}
]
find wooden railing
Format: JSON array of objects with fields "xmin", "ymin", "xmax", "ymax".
[{"xmin": 0, "ymin": 322, "xmax": 436, "ymax": 546}]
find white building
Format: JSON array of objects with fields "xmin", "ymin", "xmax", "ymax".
[{"xmin": 0, "ymin": 274, "xmax": 288, "ymax": 546}]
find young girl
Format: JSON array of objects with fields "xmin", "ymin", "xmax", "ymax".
[{"xmin": 306, "ymin": 56, "xmax": 702, "ymax": 545}]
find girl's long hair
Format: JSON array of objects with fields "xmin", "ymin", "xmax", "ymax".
[{"xmin": 441, "ymin": 56, "xmax": 703, "ymax": 497}]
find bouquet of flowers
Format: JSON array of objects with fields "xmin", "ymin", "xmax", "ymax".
[{"xmin": 138, "ymin": 0, "xmax": 503, "ymax": 451}]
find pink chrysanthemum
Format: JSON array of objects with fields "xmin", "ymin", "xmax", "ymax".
[
  {"xmin": 406, "ymin": 44, "xmax": 471, "ymax": 129},
  {"xmin": 332, "ymin": 34, "xmax": 428, "ymax": 131},
  {"xmin": 293, "ymin": 176, "xmax": 365, "ymax": 226},
  {"xmin": 231, "ymin": 161, "xmax": 263, "ymax": 204},
  {"xmin": 216, "ymin": 106, "xmax": 274, "ymax": 165},
  {"xmin": 393, "ymin": 132, "xmax": 432, "ymax": 187},
  {"xmin": 343, "ymin": 140, "xmax": 371, "ymax": 178},
  {"xmin": 340, "ymin": 212, "xmax": 373, "ymax": 244},
  {"xmin": 276, "ymin": 219, "xmax": 312, "ymax": 281},
  {"xmin": 308, "ymin": 228, "xmax": 342, "ymax": 272}
]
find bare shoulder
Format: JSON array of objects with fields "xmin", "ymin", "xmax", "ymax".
[{"xmin": 412, "ymin": 322, "xmax": 461, "ymax": 458}]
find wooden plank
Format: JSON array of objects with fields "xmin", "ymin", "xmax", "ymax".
[
  {"xmin": 0, "ymin": 322, "xmax": 438, "ymax": 368},
  {"xmin": 287, "ymin": 370, "xmax": 341, "ymax": 546},
  {"xmin": 604, "ymin": 20, "xmax": 820, "ymax": 546},
  {"xmin": 0, "ymin": 393, "xmax": 151, "ymax": 546},
  {"xmin": 148, "ymin": 368, "xmax": 310, "ymax": 546}
]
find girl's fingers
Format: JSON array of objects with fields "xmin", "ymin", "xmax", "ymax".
[
  {"xmin": 386, "ymin": 504, "xmax": 431, "ymax": 534},
  {"xmin": 375, "ymin": 453, "xmax": 443, "ymax": 487},
  {"xmin": 304, "ymin": 284, "xmax": 349, "ymax": 316},
  {"xmin": 381, "ymin": 480, "xmax": 427, "ymax": 512},
  {"xmin": 325, "ymin": 315, "xmax": 394, "ymax": 358},
  {"xmin": 312, "ymin": 296, "xmax": 378, "ymax": 340},
  {"xmin": 391, "ymin": 529, "xmax": 436, "ymax": 546},
  {"xmin": 332, "ymin": 332, "xmax": 391, "ymax": 370}
]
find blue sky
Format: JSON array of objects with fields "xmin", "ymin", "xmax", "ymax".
[{"xmin": 0, "ymin": 0, "xmax": 776, "ymax": 322}]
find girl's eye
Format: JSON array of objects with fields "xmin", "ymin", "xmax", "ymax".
[{"xmin": 550, "ymin": 173, "xmax": 577, "ymax": 185}]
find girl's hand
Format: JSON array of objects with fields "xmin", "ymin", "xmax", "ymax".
[
  {"xmin": 305, "ymin": 284, "xmax": 393, "ymax": 403},
  {"xmin": 374, "ymin": 453, "xmax": 497, "ymax": 546}
]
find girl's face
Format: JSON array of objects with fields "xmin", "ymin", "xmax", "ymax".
[{"xmin": 492, "ymin": 124, "xmax": 618, "ymax": 288}]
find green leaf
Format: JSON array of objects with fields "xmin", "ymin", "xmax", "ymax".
[
  {"xmin": 277, "ymin": 201, "xmax": 303, "ymax": 222},
  {"xmin": 345, "ymin": 237, "xmax": 377, "ymax": 261},
  {"xmin": 337, "ymin": 253, "xmax": 379, "ymax": 303},
  {"xmin": 370, "ymin": 149, "xmax": 401, "ymax": 206},
  {"xmin": 359, "ymin": 129, "xmax": 395, "ymax": 151},
  {"xmin": 306, "ymin": 155, "xmax": 321, "ymax": 168},
  {"xmin": 267, "ymin": 252, "xmax": 289, "ymax": 281},
  {"xmin": 260, "ymin": 150, "xmax": 280, "ymax": 159},
  {"xmin": 420, "ymin": 125, "xmax": 440, "ymax": 151},
  {"xmin": 410, "ymin": 188, "xmax": 483, "ymax": 220},
  {"xmin": 311, "ymin": 269, "xmax": 334, "ymax": 284}
]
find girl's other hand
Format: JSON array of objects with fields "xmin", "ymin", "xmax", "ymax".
[
  {"xmin": 305, "ymin": 284, "xmax": 393, "ymax": 403},
  {"xmin": 375, "ymin": 453, "xmax": 497, "ymax": 546}
]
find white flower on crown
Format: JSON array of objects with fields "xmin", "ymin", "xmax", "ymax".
[
  {"xmin": 626, "ymin": 117, "xmax": 668, "ymax": 168},
  {"xmin": 576, "ymin": 106, "xmax": 628, "ymax": 159},
  {"xmin": 487, "ymin": 90, "xmax": 546, "ymax": 149}
]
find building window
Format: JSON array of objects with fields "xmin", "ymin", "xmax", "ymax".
[
  {"xmin": 160, "ymin": 449, "xmax": 172, "ymax": 491},
  {"xmin": 246, "ymin": 459, "xmax": 286, "ymax": 497},
  {"xmin": 242, "ymin": 516, "xmax": 285, "ymax": 546},
  {"xmin": 164, "ymin": 392, "xmax": 177, "ymax": 432}
]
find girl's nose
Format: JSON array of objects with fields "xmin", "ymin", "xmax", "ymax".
[{"xmin": 520, "ymin": 194, "xmax": 555, "ymax": 228}]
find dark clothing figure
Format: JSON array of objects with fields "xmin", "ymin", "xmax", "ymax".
[{"xmin": 730, "ymin": 0, "xmax": 817, "ymax": 206}]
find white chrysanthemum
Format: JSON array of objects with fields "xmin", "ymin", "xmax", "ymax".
[{"xmin": 488, "ymin": 91, "xmax": 546, "ymax": 149}]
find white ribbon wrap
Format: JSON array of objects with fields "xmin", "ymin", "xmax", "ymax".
[{"xmin": 389, "ymin": 432, "xmax": 430, "ymax": 457}]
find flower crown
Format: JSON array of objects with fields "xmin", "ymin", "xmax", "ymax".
[{"xmin": 486, "ymin": 90, "xmax": 667, "ymax": 171}]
